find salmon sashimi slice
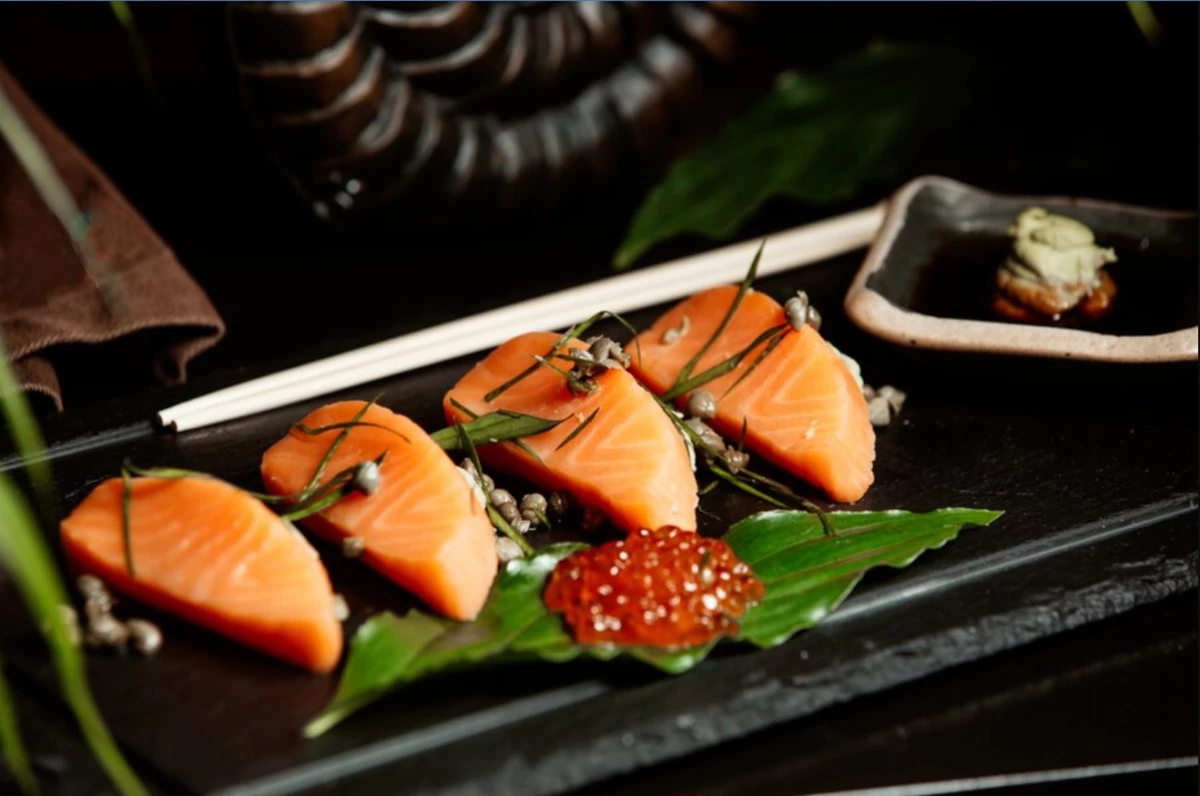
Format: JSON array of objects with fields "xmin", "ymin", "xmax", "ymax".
[
  {"xmin": 60, "ymin": 477, "xmax": 343, "ymax": 673},
  {"xmin": 631, "ymin": 285, "xmax": 876, "ymax": 503},
  {"xmin": 261, "ymin": 401, "xmax": 498, "ymax": 621},
  {"xmin": 444, "ymin": 331, "xmax": 698, "ymax": 533}
]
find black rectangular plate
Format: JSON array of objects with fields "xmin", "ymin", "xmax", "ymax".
[{"xmin": 2, "ymin": 256, "xmax": 1196, "ymax": 796}]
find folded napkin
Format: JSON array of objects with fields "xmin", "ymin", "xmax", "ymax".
[{"xmin": 0, "ymin": 61, "xmax": 224, "ymax": 410}]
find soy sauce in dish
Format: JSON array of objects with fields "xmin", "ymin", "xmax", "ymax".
[{"xmin": 908, "ymin": 232, "xmax": 1197, "ymax": 335}]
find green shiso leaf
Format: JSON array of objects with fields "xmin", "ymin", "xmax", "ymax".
[{"xmin": 307, "ymin": 508, "xmax": 1001, "ymax": 736}]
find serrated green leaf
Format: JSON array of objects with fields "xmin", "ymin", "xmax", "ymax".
[
  {"xmin": 307, "ymin": 508, "xmax": 1001, "ymax": 735},
  {"xmin": 613, "ymin": 43, "xmax": 965, "ymax": 269},
  {"xmin": 729, "ymin": 509, "xmax": 1004, "ymax": 646}
]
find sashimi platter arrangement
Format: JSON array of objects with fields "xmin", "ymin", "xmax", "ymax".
[{"xmin": 59, "ymin": 251, "xmax": 1001, "ymax": 737}]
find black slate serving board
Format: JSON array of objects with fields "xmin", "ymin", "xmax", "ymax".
[{"xmin": 1, "ymin": 254, "xmax": 1196, "ymax": 796}]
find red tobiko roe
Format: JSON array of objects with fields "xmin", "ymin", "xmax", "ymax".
[{"xmin": 544, "ymin": 526, "xmax": 764, "ymax": 648}]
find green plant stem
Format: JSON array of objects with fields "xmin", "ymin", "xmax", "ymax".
[
  {"xmin": 0, "ymin": 655, "xmax": 37, "ymax": 795},
  {"xmin": 109, "ymin": 2, "xmax": 163, "ymax": 111},
  {"xmin": 0, "ymin": 86, "xmax": 122, "ymax": 315},
  {"xmin": 1126, "ymin": 1, "xmax": 1165, "ymax": 45},
  {"xmin": 0, "ymin": 337, "xmax": 50, "ymax": 499},
  {"xmin": 489, "ymin": 505, "xmax": 535, "ymax": 557},
  {"xmin": 0, "ymin": 479, "xmax": 147, "ymax": 796}
]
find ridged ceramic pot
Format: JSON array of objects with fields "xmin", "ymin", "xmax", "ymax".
[{"xmin": 228, "ymin": 1, "xmax": 765, "ymax": 228}]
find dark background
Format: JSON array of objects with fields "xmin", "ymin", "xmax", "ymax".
[
  {"xmin": 0, "ymin": 4, "xmax": 1196, "ymax": 795},
  {"xmin": 0, "ymin": 2, "xmax": 1196, "ymax": 411}
]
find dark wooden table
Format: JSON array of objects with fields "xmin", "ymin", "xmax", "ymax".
[{"xmin": 1, "ymin": 4, "xmax": 1197, "ymax": 792}]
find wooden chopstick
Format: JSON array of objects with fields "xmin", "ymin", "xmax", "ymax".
[{"xmin": 158, "ymin": 205, "xmax": 885, "ymax": 432}]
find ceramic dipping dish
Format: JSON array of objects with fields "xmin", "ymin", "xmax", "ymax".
[{"xmin": 845, "ymin": 176, "xmax": 1198, "ymax": 365}]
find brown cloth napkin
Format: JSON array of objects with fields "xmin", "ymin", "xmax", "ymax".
[{"xmin": 0, "ymin": 61, "xmax": 224, "ymax": 410}]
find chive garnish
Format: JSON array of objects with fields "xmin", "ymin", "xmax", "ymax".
[
  {"xmin": 650, "ymin": 391, "xmax": 833, "ymax": 534},
  {"xmin": 720, "ymin": 326, "xmax": 790, "ymax": 400},
  {"xmin": 299, "ymin": 395, "xmax": 381, "ymax": 502},
  {"xmin": 555, "ymin": 408, "xmax": 599, "ymax": 452},
  {"xmin": 737, "ymin": 417, "xmax": 748, "ymax": 453},
  {"xmin": 455, "ymin": 420, "xmax": 486, "ymax": 494},
  {"xmin": 708, "ymin": 465, "xmax": 788, "ymax": 509},
  {"xmin": 530, "ymin": 355, "xmax": 595, "ymax": 395},
  {"xmin": 294, "ymin": 421, "xmax": 410, "ymax": 444},
  {"xmin": 120, "ymin": 467, "xmax": 135, "ymax": 578},
  {"xmin": 437, "ymin": 401, "xmax": 557, "ymax": 465},
  {"xmin": 488, "ymin": 504, "xmax": 535, "ymax": 557},
  {"xmin": 737, "ymin": 467, "xmax": 834, "ymax": 537},
  {"xmin": 448, "ymin": 396, "xmax": 479, "ymax": 419},
  {"xmin": 670, "ymin": 241, "xmax": 763, "ymax": 391},
  {"xmin": 698, "ymin": 480, "xmax": 719, "ymax": 496},
  {"xmin": 661, "ymin": 323, "xmax": 787, "ymax": 402},
  {"xmin": 455, "ymin": 420, "xmax": 534, "ymax": 557},
  {"xmin": 282, "ymin": 452, "xmax": 389, "ymax": 521},
  {"xmin": 484, "ymin": 310, "xmax": 642, "ymax": 403},
  {"xmin": 122, "ymin": 460, "xmax": 294, "ymax": 505}
]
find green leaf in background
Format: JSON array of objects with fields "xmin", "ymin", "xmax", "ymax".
[
  {"xmin": 613, "ymin": 42, "xmax": 963, "ymax": 269},
  {"xmin": 306, "ymin": 507, "xmax": 1001, "ymax": 736}
]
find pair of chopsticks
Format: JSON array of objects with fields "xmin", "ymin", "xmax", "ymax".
[{"xmin": 158, "ymin": 205, "xmax": 886, "ymax": 433}]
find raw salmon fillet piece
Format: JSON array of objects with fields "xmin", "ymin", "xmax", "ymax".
[
  {"xmin": 261, "ymin": 401, "xmax": 498, "ymax": 621},
  {"xmin": 444, "ymin": 331, "xmax": 698, "ymax": 533},
  {"xmin": 60, "ymin": 477, "xmax": 343, "ymax": 673},
  {"xmin": 631, "ymin": 285, "xmax": 875, "ymax": 503}
]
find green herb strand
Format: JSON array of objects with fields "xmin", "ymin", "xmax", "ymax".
[
  {"xmin": 282, "ymin": 452, "xmax": 388, "ymax": 521},
  {"xmin": 455, "ymin": 421, "xmax": 487, "ymax": 497},
  {"xmin": 120, "ymin": 468, "xmax": 135, "ymax": 578},
  {"xmin": 122, "ymin": 460, "xmax": 298, "ymax": 505},
  {"xmin": 708, "ymin": 465, "xmax": 788, "ymax": 509},
  {"xmin": 300, "ymin": 395, "xmax": 381, "ymax": 501},
  {"xmin": 454, "ymin": 422, "xmax": 535, "ymax": 557},
  {"xmin": 483, "ymin": 310, "xmax": 643, "ymax": 403},
  {"xmin": 721, "ymin": 326, "xmax": 790, "ymax": 400},
  {"xmin": 294, "ymin": 421, "xmax": 410, "ymax": 444},
  {"xmin": 530, "ymin": 355, "xmax": 595, "ymax": 395},
  {"xmin": 555, "ymin": 409, "xmax": 599, "ymax": 452},
  {"xmin": 671, "ymin": 242, "xmax": 763, "ymax": 389},
  {"xmin": 661, "ymin": 323, "xmax": 787, "ymax": 402},
  {"xmin": 488, "ymin": 505, "xmax": 535, "ymax": 557},
  {"xmin": 434, "ymin": 404, "xmax": 560, "ymax": 465},
  {"xmin": 737, "ymin": 467, "xmax": 834, "ymax": 537}
]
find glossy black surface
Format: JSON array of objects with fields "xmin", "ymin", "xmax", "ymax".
[
  {"xmin": 2, "ymin": 254, "xmax": 1196, "ymax": 795},
  {"xmin": 1, "ymin": 4, "xmax": 1197, "ymax": 793}
]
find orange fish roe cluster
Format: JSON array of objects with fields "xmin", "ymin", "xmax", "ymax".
[{"xmin": 544, "ymin": 527, "xmax": 765, "ymax": 648}]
